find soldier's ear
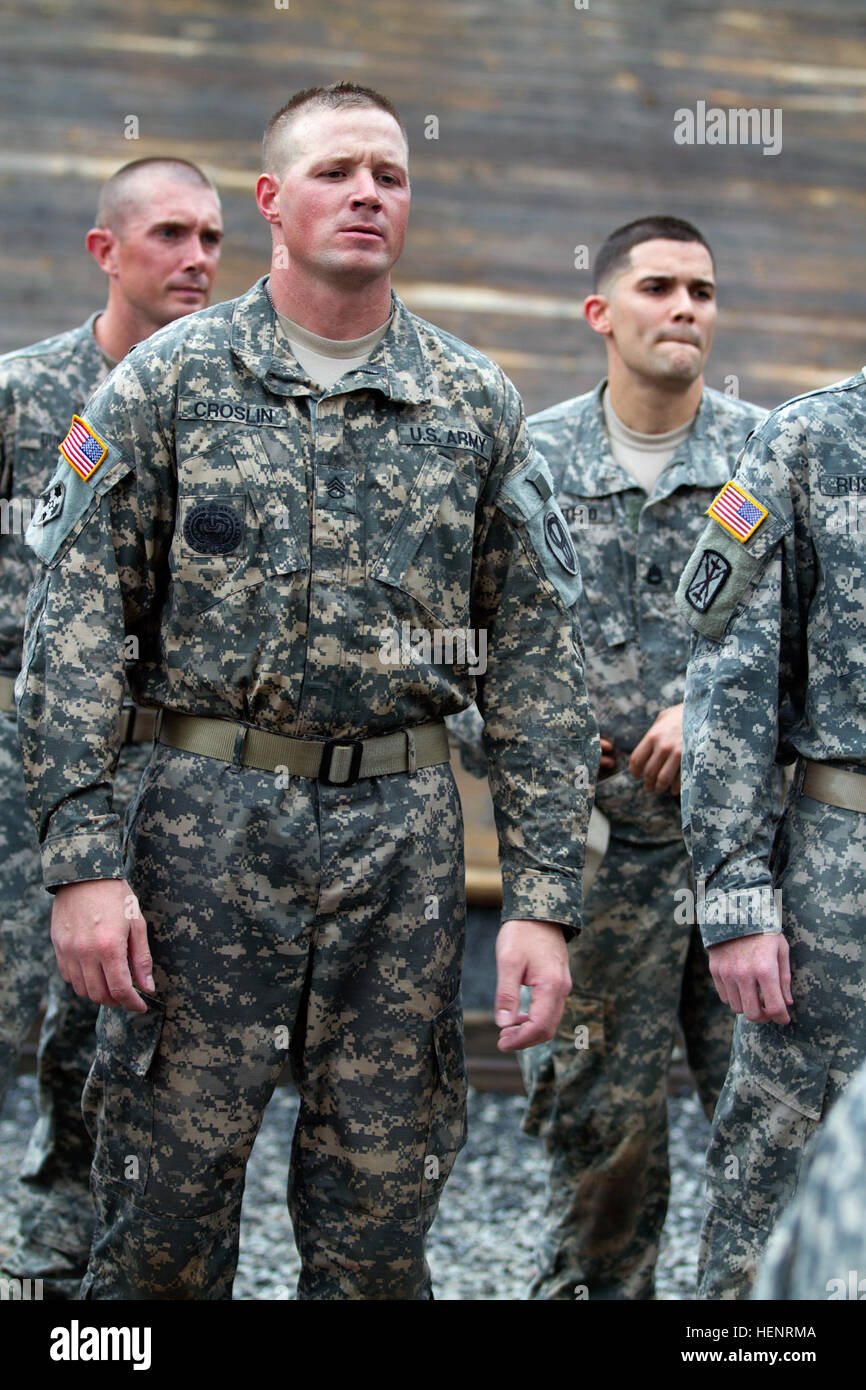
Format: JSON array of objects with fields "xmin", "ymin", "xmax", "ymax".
[
  {"xmin": 583, "ymin": 294, "xmax": 612, "ymax": 337},
  {"xmin": 255, "ymin": 173, "xmax": 283, "ymax": 226},
  {"xmin": 86, "ymin": 227, "xmax": 119, "ymax": 276}
]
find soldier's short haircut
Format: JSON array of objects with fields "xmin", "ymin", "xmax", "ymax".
[
  {"xmin": 262, "ymin": 82, "xmax": 408, "ymax": 179},
  {"xmin": 593, "ymin": 215, "xmax": 714, "ymax": 292},
  {"xmin": 96, "ymin": 158, "xmax": 220, "ymax": 233}
]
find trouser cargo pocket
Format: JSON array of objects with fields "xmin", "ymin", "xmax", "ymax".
[
  {"xmin": 83, "ymin": 995, "xmax": 166, "ymax": 1198},
  {"xmin": 421, "ymin": 993, "xmax": 467, "ymax": 1208},
  {"xmin": 708, "ymin": 1020, "xmax": 829, "ymax": 1233}
]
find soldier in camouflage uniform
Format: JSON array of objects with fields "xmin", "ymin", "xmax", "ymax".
[
  {"xmin": 0, "ymin": 157, "xmax": 222, "ymax": 1295},
  {"xmin": 17, "ymin": 84, "xmax": 597, "ymax": 1300},
  {"xmin": 513, "ymin": 217, "xmax": 762, "ymax": 1299},
  {"xmin": 754, "ymin": 1055, "xmax": 866, "ymax": 1301},
  {"xmin": 678, "ymin": 371, "xmax": 866, "ymax": 1299}
]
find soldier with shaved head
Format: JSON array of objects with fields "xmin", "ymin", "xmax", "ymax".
[{"xmin": 0, "ymin": 156, "xmax": 222, "ymax": 1295}]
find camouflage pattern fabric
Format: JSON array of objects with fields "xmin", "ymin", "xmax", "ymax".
[
  {"xmin": 0, "ymin": 318, "xmax": 149, "ymax": 1293},
  {"xmin": 520, "ymin": 834, "xmax": 733, "ymax": 1299},
  {"xmin": 677, "ymin": 371, "xmax": 866, "ymax": 1299},
  {"xmin": 516, "ymin": 383, "xmax": 764, "ymax": 1299},
  {"xmin": 0, "ymin": 318, "xmax": 110, "ymax": 1113},
  {"xmin": 18, "ymin": 277, "xmax": 598, "ymax": 1299},
  {"xmin": 77, "ymin": 748, "xmax": 466, "ymax": 1300},
  {"xmin": 2, "ymin": 743, "xmax": 150, "ymax": 1295},
  {"xmin": 0, "ymin": 711, "xmax": 55, "ymax": 1109},
  {"xmin": 0, "ymin": 316, "xmax": 106, "ymax": 679},
  {"xmin": 754, "ymin": 1054, "xmax": 866, "ymax": 1301}
]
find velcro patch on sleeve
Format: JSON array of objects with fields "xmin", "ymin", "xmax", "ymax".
[
  {"xmin": 59, "ymin": 415, "xmax": 108, "ymax": 481},
  {"xmin": 676, "ymin": 520, "xmax": 779, "ymax": 640},
  {"xmin": 26, "ymin": 432, "xmax": 131, "ymax": 568},
  {"xmin": 497, "ymin": 457, "xmax": 582, "ymax": 607},
  {"xmin": 677, "ymin": 472, "xmax": 790, "ymax": 640}
]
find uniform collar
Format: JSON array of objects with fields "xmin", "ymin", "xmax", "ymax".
[
  {"xmin": 561, "ymin": 380, "xmax": 733, "ymax": 499},
  {"xmin": 76, "ymin": 312, "xmax": 109, "ymax": 366},
  {"xmin": 229, "ymin": 276, "xmax": 432, "ymax": 405}
]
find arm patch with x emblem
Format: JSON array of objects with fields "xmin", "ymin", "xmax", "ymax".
[
  {"xmin": 676, "ymin": 483, "xmax": 790, "ymax": 642},
  {"xmin": 684, "ymin": 548, "xmax": 731, "ymax": 613}
]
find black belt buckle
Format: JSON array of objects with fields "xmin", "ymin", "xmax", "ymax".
[{"xmin": 319, "ymin": 737, "xmax": 364, "ymax": 786}]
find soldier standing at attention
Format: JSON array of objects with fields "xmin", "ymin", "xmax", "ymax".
[
  {"xmin": 0, "ymin": 156, "xmax": 223, "ymax": 1296},
  {"xmin": 519, "ymin": 216, "xmax": 765, "ymax": 1300},
  {"xmin": 677, "ymin": 368, "xmax": 866, "ymax": 1299},
  {"xmin": 17, "ymin": 83, "xmax": 597, "ymax": 1300}
]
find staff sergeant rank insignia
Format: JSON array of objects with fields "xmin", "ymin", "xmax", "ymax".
[
  {"xmin": 59, "ymin": 416, "xmax": 108, "ymax": 481},
  {"xmin": 685, "ymin": 548, "xmax": 732, "ymax": 613},
  {"xmin": 706, "ymin": 480, "xmax": 768, "ymax": 542}
]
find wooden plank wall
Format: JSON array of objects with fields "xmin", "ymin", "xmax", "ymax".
[{"xmin": 0, "ymin": 0, "xmax": 864, "ymax": 414}]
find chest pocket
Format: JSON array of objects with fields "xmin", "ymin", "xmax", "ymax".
[
  {"xmin": 13, "ymin": 438, "xmax": 63, "ymax": 497},
  {"xmin": 172, "ymin": 430, "xmax": 307, "ymax": 615},
  {"xmin": 371, "ymin": 448, "xmax": 477, "ymax": 628},
  {"xmin": 571, "ymin": 524, "xmax": 635, "ymax": 648}
]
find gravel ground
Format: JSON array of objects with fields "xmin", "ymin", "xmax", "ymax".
[{"xmin": 0, "ymin": 1071, "xmax": 709, "ymax": 1300}]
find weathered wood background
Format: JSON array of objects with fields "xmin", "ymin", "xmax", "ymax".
[{"xmin": 1, "ymin": 0, "xmax": 864, "ymax": 412}]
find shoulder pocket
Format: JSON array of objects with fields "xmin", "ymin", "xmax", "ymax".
[
  {"xmin": 497, "ymin": 459, "xmax": 582, "ymax": 608},
  {"xmin": 676, "ymin": 505, "xmax": 790, "ymax": 641},
  {"xmin": 26, "ymin": 450, "xmax": 132, "ymax": 568}
]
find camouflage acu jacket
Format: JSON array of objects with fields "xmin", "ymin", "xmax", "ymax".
[
  {"xmin": 18, "ymin": 278, "xmax": 597, "ymax": 927},
  {"xmin": 677, "ymin": 371, "xmax": 866, "ymax": 946},
  {"xmin": 0, "ymin": 315, "xmax": 106, "ymax": 677},
  {"xmin": 530, "ymin": 382, "xmax": 765, "ymax": 842}
]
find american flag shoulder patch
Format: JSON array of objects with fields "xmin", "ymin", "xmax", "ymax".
[
  {"xmin": 59, "ymin": 416, "xmax": 108, "ymax": 481},
  {"xmin": 706, "ymin": 480, "xmax": 768, "ymax": 543}
]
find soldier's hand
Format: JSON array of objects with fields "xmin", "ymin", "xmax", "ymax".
[
  {"xmin": 51, "ymin": 879, "xmax": 154, "ymax": 1013},
  {"xmin": 629, "ymin": 703, "xmax": 683, "ymax": 794},
  {"xmin": 708, "ymin": 932, "xmax": 793, "ymax": 1025},
  {"xmin": 494, "ymin": 919, "xmax": 572, "ymax": 1051},
  {"xmin": 598, "ymin": 735, "xmax": 617, "ymax": 778}
]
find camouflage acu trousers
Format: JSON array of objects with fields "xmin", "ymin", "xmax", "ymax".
[
  {"xmin": 80, "ymin": 742, "xmax": 467, "ymax": 1301},
  {"xmin": 0, "ymin": 710, "xmax": 54, "ymax": 1109},
  {"xmin": 698, "ymin": 789, "xmax": 866, "ymax": 1300},
  {"xmin": 520, "ymin": 832, "xmax": 733, "ymax": 1299},
  {"xmin": 0, "ymin": 712, "xmax": 149, "ymax": 1289}
]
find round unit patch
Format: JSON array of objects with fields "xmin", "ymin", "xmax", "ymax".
[
  {"xmin": 183, "ymin": 500, "xmax": 243, "ymax": 555},
  {"xmin": 544, "ymin": 511, "xmax": 578, "ymax": 574}
]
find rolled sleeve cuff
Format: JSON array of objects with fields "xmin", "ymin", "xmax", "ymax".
[
  {"xmin": 699, "ymin": 882, "xmax": 783, "ymax": 949},
  {"xmin": 500, "ymin": 870, "xmax": 583, "ymax": 939},
  {"xmin": 41, "ymin": 825, "xmax": 126, "ymax": 892}
]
